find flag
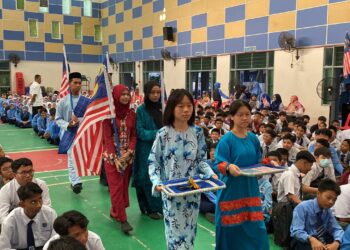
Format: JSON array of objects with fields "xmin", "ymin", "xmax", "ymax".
[
  {"xmin": 344, "ymin": 32, "xmax": 350, "ymax": 78},
  {"xmin": 58, "ymin": 47, "xmax": 70, "ymax": 99},
  {"xmin": 72, "ymin": 68, "xmax": 114, "ymax": 176}
]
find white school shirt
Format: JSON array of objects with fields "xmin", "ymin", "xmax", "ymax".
[
  {"xmin": 277, "ymin": 164, "xmax": 302, "ymax": 202},
  {"xmin": 302, "ymin": 162, "xmax": 336, "ymax": 186},
  {"xmin": 332, "ymin": 183, "xmax": 350, "ymax": 220},
  {"xmin": 29, "ymin": 81, "xmax": 43, "ymax": 107},
  {"xmin": 0, "ymin": 178, "xmax": 51, "ymax": 224},
  {"xmin": 43, "ymin": 230, "xmax": 105, "ymax": 250},
  {"xmin": 0, "ymin": 206, "xmax": 57, "ymax": 250}
]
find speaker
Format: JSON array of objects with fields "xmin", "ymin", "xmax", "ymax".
[{"xmin": 163, "ymin": 27, "xmax": 174, "ymax": 41}]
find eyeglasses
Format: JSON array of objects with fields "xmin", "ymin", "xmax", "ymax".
[
  {"xmin": 16, "ymin": 170, "xmax": 34, "ymax": 176},
  {"xmin": 1, "ymin": 167, "xmax": 12, "ymax": 172}
]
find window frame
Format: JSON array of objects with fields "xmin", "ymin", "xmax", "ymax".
[
  {"xmin": 74, "ymin": 22, "xmax": 82, "ymax": 40},
  {"xmin": 62, "ymin": 0, "xmax": 71, "ymax": 15},
  {"xmin": 0, "ymin": 61, "xmax": 11, "ymax": 94},
  {"xmin": 119, "ymin": 62, "xmax": 136, "ymax": 89},
  {"xmin": 94, "ymin": 25, "xmax": 102, "ymax": 42},
  {"xmin": 51, "ymin": 21, "xmax": 61, "ymax": 39},
  {"xmin": 83, "ymin": 0, "xmax": 92, "ymax": 17},
  {"xmin": 230, "ymin": 51, "xmax": 274, "ymax": 97},
  {"xmin": 142, "ymin": 60, "xmax": 164, "ymax": 85},
  {"xmin": 28, "ymin": 18, "xmax": 39, "ymax": 38},
  {"xmin": 16, "ymin": 0, "xmax": 25, "ymax": 10}
]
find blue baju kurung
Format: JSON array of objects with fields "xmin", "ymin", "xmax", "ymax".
[
  {"xmin": 214, "ymin": 131, "xmax": 269, "ymax": 250},
  {"xmin": 149, "ymin": 125, "xmax": 214, "ymax": 250}
]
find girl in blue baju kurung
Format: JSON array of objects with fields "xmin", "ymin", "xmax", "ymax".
[
  {"xmin": 148, "ymin": 89, "xmax": 216, "ymax": 250},
  {"xmin": 214, "ymin": 100, "xmax": 269, "ymax": 250}
]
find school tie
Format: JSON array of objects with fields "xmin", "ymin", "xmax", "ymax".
[
  {"xmin": 265, "ymin": 146, "xmax": 269, "ymax": 156},
  {"xmin": 298, "ymin": 175, "xmax": 303, "ymax": 200},
  {"xmin": 299, "ymin": 137, "xmax": 303, "ymax": 146},
  {"xmin": 315, "ymin": 211, "xmax": 326, "ymax": 244},
  {"xmin": 27, "ymin": 220, "xmax": 35, "ymax": 250},
  {"xmin": 43, "ymin": 118, "xmax": 47, "ymax": 128},
  {"xmin": 340, "ymin": 154, "xmax": 346, "ymax": 163}
]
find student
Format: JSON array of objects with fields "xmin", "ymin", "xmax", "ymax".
[
  {"xmin": 6, "ymin": 103, "xmax": 16, "ymax": 124},
  {"xmin": 37, "ymin": 108, "xmax": 49, "ymax": 138},
  {"xmin": 303, "ymin": 147, "xmax": 336, "ymax": 195},
  {"xmin": 294, "ymin": 124, "xmax": 310, "ymax": 149},
  {"xmin": 290, "ymin": 179, "xmax": 343, "ymax": 250},
  {"xmin": 200, "ymin": 143, "xmax": 217, "ymax": 224},
  {"xmin": 277, "ymin": 111, "xmax": 288, "ymax": 129},
  {"xmin": 214, "ymin": 100, "xmax": 269, "ymax": 250},
  {"xmin": 266, "ymin": 151, "xmax": 283, "ymax": 195},
  {"xmin": 16, "ymin": 106, "xmax": 32, "ymax": 128},
  {"xmin": 148, "ymin": 89, "xmax": 216, "ymax": 250},
  {"xmin": 277, "ymin": 151, "xmax": 316, "ymax": 204},
  {"xmin": 0, "ymin": 157, "xmax": 51, "ymax": 224},
  {"xmin": 261, "ymin": 129, "xmax": 278, "ymax": 158},
  {"xmin": 43, "ymin": 210, "xmax": 105, "ymax": 250},
  {"xmin": 338, "ymin": 139, "xmax": 350, "ymax": 170},
  {"xmin": 251, "ymin": 112, "xmax": 263, "ymax": 134},
  {"xmin": 209, "ymin": 118, "xmax": 227, "ymax": 137},
  {"xmin": 0, "ymin": 182, "xmax": 57, "ymax": 249},
  {"xmin": 0, "ymin": 157, "xmax": 14, "ymax": 189},
  {"xmin": 206, "ymin": 128, "xmax": 220, "ymax": 154},
  {"xmin": 45, "ymin": 108, "xmax": 60, "ymax": 145},
  {"xmin": 55, "ymin": 72, "xmax": 90, "ymax": 194},
  {"xmin": 281, "ymin": 133, "xmax": 300, "ymax": 164},
  {"xmin": 333, "ymin": 183, "xmax": 350, "ymax": 229},
  {"xmin": 102, "ymin": 85, "xmax": 136, "ymax": 234},
  {"xmin": 133, "ymin": 81, "xmax": 163, "ymax": 220},
  {"xmin": 47, "ymin": 236, "xmax": 87, "ymax": 250},
  {"xmin": 310, "ymin": 116, "xmax": 327, "ymax": 134},
  {"xmin": 309, "ymin": 129, "xmax": 344, "ymax": 175},
  {"xmin": 32, "ymin": 113, "xmax": 40, "ymax": 134}
]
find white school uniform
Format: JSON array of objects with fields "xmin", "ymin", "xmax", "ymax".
[{"xmin": 277, "ymin": 165, "xmax": 302, "ymax": 202}]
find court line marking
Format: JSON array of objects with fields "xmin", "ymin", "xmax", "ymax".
[
  {"xmin": 38, "ymin": 174, "xmax": 69, "ymax": 179},
  {"xmin": 47, "ymin": 178, "xmax": 100, "ymax": 187},
  {"xmin": 36, "ymin": 169, "xmax": 66, "ymax": 174},
  {"xmin": 197, "ymin": 223, "xmax": 216, "ymax": 237},
  {"xmin": 6, "ymin": 147, "xmax": 58, "ymax": 153}
]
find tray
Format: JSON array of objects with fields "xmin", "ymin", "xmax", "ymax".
[
  {"xmin": 162, "ymin": 176, "xmax": 226, "ymax": 197},
  {"xmin": 239, "ymin": 164, "xmax": 287, "ymax": 177}
]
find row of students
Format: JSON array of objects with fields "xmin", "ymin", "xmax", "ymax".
[{"xmin": 0, "ymin": 156, "xmax": 105, "ymax": 250}]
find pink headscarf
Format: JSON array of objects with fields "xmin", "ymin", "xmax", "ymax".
[
  {"xmin": 287, "ymin": 95, "xmax": 305, "ymax": 112},
  {"xmin": 112, "ymin": 85, "xmax": 130, "ymax": 119}
]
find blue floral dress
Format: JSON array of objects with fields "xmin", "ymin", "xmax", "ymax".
[{"xmin": 148, "ymin": 125, "xmax": 214, "ymax": 250}]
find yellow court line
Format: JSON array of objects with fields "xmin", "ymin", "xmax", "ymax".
[{"xmin": 197, "ymin": 223, "xmax": 216, "ymax": 236}]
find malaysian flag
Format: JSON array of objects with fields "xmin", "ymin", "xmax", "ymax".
[
  {"xmin": 344, "ymin": 32, "xmax": 350, "ymax": 78},
  {"xmin": 72, "ymin": 64, "xmax": 114, "ymax": 176},
  {"xmin": 58, "ymin": 47, "xmax": 70, "ymax": 99}
]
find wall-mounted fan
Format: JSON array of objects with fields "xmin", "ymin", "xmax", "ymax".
[
  {"xmin": 278, "ymin": 31, "xmax": 300, "ymax": 68},
  {"xmin": 8, "ymin": 53, "xmax": 21, "ymax": 67},
  {"xmin": 316, "ymin": 77, "xmax": 342, "ymax": 102},
  {"xmin": 161, "ymin": 48, "xmax": 177, "ymax": 66}
]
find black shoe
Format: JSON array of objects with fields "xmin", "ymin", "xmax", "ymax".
[
  {"xmin": 148, "ymin": 212, "xmax": 162, "ymax": 220},
  {"xmin": 71, "ymin": 183, "xmax": 83, "ymax": 194},
  {"xmin": 121, "ymin": 221, "xmax": 133, "ymax": 234},
  {"xmin": 205, "ymin": 213, "xmax": 215, "ymax": 224}
]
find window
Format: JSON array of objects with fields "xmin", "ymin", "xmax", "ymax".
[
  {"xmin": 323, "ymin": 47, "xmax": 344, "ymax": 110},
  {"xmin": 74, "ymin": 23, "xmax": 82, "ymax": 40},
  {"xmin": 94, "ymin": 25, "xmax": 102, "ymax": 42},
  {"xmin": 39, "ymin": 0, "xmax": 48, "ymax": 12},
  {"xmin": 28, "ymin": 19, "xmax": 38, "ymax": 38},
  {"xmin": 84, "ymin": 0, "xmax": 92, "ymax": 17},
  {"xmin": 16, "ymin": 0, "xmax": 24, "ymax": 10},
  {"xmin": 230, "ymin": 52, "xmax": 274, "ymax": 97},
  {"xmin": 51, "ymin": 21, "xmax": 60, "ymax": 39},
  {"xmin": 62, "ymin": 0, "xmax": 71, "ymax": 15},
  {"xmin": 0, "ymin": 61, "xmax": 11, "ymax": 94},
  {"xmin": 143, "ymin": 60, "xmax": 164, "ymax": 84},
  {"xmin": 186, "ymin": 57, "xmax": 217, "ymax": 99},
  {"xmin": 119, "ymin": 62, "xmax": 135, "ymax": 89}
]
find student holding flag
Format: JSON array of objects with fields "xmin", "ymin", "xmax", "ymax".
[
  {"xmin": 102, "ymin": 84, "xmax": 136, "ymax": 234},
  {"xmin": 55, "ymin": 72, "xmax": 90, "ymax": 194}
]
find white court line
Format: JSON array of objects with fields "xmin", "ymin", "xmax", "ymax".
[
  {"xmin": 7, "ymin": 147, "xmax": 57, "ymax": 153},
  {"xmin": 197, "ymin": 223, "xmax": 215, "ymax": 236},
  {"xmin": 39, "ymin": 174, "xmax": 69, "ymax": 179},
  {"xmin": 36, "ymin": 169, "xmax": 66, "ymax": 174},
  {"xmin": 47, "ymin": 178, "xmax": 100, "ymax": 187}
]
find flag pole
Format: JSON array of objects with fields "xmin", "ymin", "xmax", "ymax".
[
  {"xmin": 160, "ymin": 68, "xmax": 165, "ymax": 113},
  {"xmin": 104, "ymin": 53, "xmax": 120, "ymax": 158},
  {"xmin": 64, "ymin": 45, "xmax": 74, "ymax": 115}
]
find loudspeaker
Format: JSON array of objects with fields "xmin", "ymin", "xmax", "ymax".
[{"xmin": 163, "ymin": 27, "xmax": 174, "ymax": 41}]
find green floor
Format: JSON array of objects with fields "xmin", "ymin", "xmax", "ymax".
[{"xmin": 1, "ymin": 124, "xmax": 282, "ymax": 249}]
